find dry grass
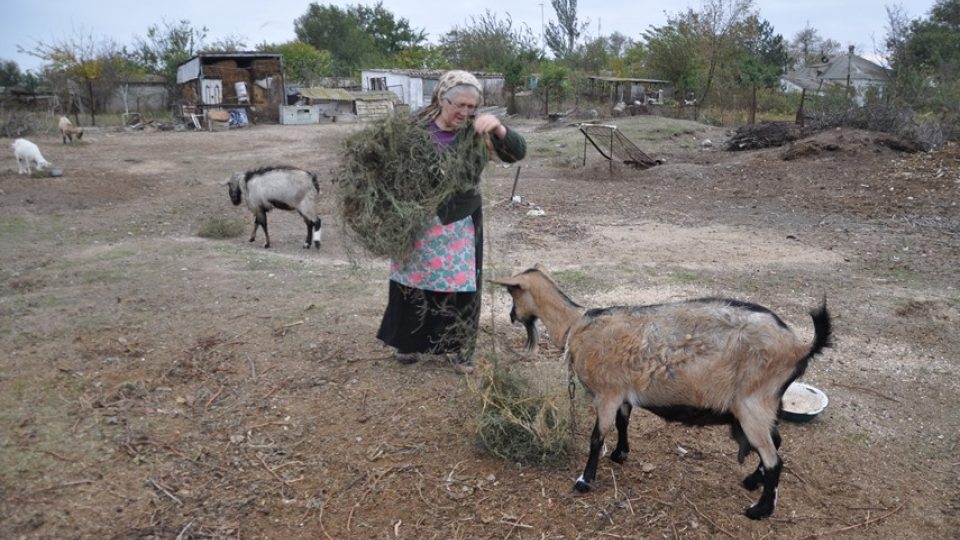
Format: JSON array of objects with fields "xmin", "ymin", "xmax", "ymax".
[{"xmin": 334, "ymin": 112, "xmax": 485, "ymax": 260}]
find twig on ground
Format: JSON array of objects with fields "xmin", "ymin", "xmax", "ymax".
[
  {"xmin": 502, "ymin": 513, "xmax": 532, "ymax": 539},
  {"xmin": 175, "ymin": 521, "xmax": 192, "ymax": 540},
  {"xmin": 682, "ymin": 495, "xmax": 735, "ymax": 538},
  {"xmin": 147, "ymin": 478, "xmax": 183, "ymax": 506},
  {"xmin": 318, "ymin": 501, "xmax": 335, "ymax": 540},
  {"xmin": 802, "ymin": 502, "xmax": 905, "ymax": 538},
  {"xmin": 830, "ymin": 381, "xmax": 900, "ymax": 402}
]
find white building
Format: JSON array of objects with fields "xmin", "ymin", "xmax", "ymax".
[
  {"xmin": 781, "ymin": 46, "xmax": 891, "ymax": 105},
  {"xmin": 359, "ymin": 69, "xmax": 505, "ymax": 110}
]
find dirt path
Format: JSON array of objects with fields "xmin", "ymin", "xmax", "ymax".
[{"xmin": 1, "ymin": 117, "xmax": 957, "ymax": 538}]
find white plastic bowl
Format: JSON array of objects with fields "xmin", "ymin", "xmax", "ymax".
[{"xmin": 780, "ymin": 381, "xmax": 829, "ymax": 422}]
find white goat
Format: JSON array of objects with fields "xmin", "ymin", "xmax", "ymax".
[
  {"xmin": 225, "ymin": 166, "xmax": 322, "ymax": 249},
  {"xmin": 58, "ymin": 116, "xmax": 84, "ymax": 144},
  {"xmin": 11, "ymin": 138, "xmax": 52, "ymax": 175},
  {"xmin": 493, "ymin": 267, "xmax": 832, "ymax": 520}
]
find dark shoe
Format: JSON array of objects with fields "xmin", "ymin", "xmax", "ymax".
[{"xmin": 395, "ymin": 352, "xmax": 420, "ymax": 365}]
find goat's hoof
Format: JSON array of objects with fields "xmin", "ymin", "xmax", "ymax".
[
  {"xmin": 610, "ymin": 450, "xmax": 628, "ymax": 464},
  {"xmin": 302, "ymin": 243, "xmax": 311, "ymax": 249},
  {"xmin": 744, "ymin": 502, "xmax": 773, "ymax": 520},
  {"xmin": 573, "ymin": 480, "xmax": 592, "ymax": 493},
  {"xmin": 263, "ymin": 243, "xmax": 271, "ymax": 249}
]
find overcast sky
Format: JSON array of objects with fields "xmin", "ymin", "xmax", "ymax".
[{"xmin": 1, "ymin": 0, "xmax": 938, "ymax": 73}]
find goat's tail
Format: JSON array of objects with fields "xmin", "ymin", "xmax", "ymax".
[
  {"xmin": 781, "ymin": 299, "xmax": 832, "ymax": 394},
  {"xmin": 310, "ymin": 171, "xmax": 320, "ymax": 193}
]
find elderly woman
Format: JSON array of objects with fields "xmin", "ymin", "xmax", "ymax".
[{"xmin": 376, "ymin": 70, "xmax": 526, "ymax": 373}]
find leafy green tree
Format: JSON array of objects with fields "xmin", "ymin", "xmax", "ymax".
[
  {"xmin": 535, "ymin": 60, "xmax": 570, "ymax": 114},
  {"xmin": 886, "ymin": 0, "xmax": 960, "ymax": 134},
  {"xmin": 0, "ymin": 59, "xmax": 22, "ymax": 87},
  {"xmin": 441, "ymin": 11, "xmax": 540, "ymax": 113},
  {"xmin": 736, "ymin": 18, "xmax": 787, "ymax": 123},
  {"xmin": 544, "ymin": 0, "xmax": 586, "ymax": 60},
  {"xmin": 261, "ymin": 41, "xmax": 333, "ymax": 85},
  {"xmin": 387, "ymin": 45, "xmax": 449, "ymax": 70},
  {"xmin": 295, "ymin": 2, "xmax": 425, "ymax": 76},
  {"xmin": 641, "ymin": 17, "xmax": 703, "ymax": 100}
]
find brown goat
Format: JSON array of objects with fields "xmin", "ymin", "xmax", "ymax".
[
  {"xmin": 492, "ymin": 266, "xmax": 832, "ymax": 519},
  {"xmin": 58, "ymin": 116, "xmax": 84, "ymax": 144}
]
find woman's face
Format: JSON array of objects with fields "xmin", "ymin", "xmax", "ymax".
[{"xmin": 437, "ymin": 88, "xmax": 478, "ymax": 130}]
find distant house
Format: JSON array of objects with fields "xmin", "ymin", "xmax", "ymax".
[
  {"xmin": 359, "ymin": 69, "xmax": 505, "ymax": 110},
  {"xmin": 176, "ymin": 52, "xmax": 286, "ymax": 123},
  {"xmin": 281, "ymin": 87, "xmax": 404, "ymax": 124},
  {"xmin": 782, "ymin": 46, "xmax": 891, "ymax": 105}
]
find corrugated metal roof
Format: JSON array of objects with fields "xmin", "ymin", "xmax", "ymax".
[
  {"xmin": 298, "ymin": 87, "xmax": 355, "ymax": 101},
  {"xmin": 350, "ymin": 90, "xmax": 402, "ymax": 102}
]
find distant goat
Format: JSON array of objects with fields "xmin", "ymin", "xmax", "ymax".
[
  {"xmin": 225, "ymin": 166, "xmax": 322, "ymax": 249},
  {"xmin": 493, "ymin": 266, "xmax": 832, "ymax": 519},
  {"xmin": 58, "ymin": 116, "xmax": 84, "ymax": 144},
  {"xmin": 11, "ymin": 138, "xmax": 52, "ymax": 175}
]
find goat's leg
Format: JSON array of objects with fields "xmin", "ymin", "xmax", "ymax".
[
  {"xmin": 610, "ymin": 401, "xmax": 632, "ymax": 464},
  {"xmin": 299, "ymin": 213, "xmax": 313, "ymax": 248},
  {"xmin": 740, "ymin": 425, "xmax": 781, "ymax": 491},
  {"xmin": 738, "ymin": 412, "xmax": 783, "ymax": 519},
  {"xmin": 574, "ymin": 419, "xmax": 603, "ymax": 492},
  {"xmin": 312, "ymin": 217, "xmax": 322, "ymax": 248},
  {"xmin": 575, "ymin": 401, "xmax": 619, "ymax": 492}
]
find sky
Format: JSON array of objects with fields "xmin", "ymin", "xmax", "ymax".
[{"xmin": 1, "ymin": 0, "xmax": 939, "ymax": 73}]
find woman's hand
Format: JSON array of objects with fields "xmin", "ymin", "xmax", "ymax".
[{"xmin": 473, "ymin": 113, "xmax": 507, "ymax": 139}]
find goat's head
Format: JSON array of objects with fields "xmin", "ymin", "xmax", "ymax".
[
  {"xmin": 490, "ymin": 267, "xmax": 550, "ymax": 353},
  {"xmin": 224, "ymin": 172, "xmax": 243, "ymax": 206}
]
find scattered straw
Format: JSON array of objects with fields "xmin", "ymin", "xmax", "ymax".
[
  {"xmin": 334, "ymin": 112, "xmax": 485, "ymax": 260},
  {"xmin": 471, "ymin": 361, "xmax": 572, "ymax": 465},
  {"xmin": 197, "ymin": 215, "xmax": 244, "ymax": 239}
]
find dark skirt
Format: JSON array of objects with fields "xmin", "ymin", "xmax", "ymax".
[{"xmin": 377, "ymin": 207, "xmax": 483, "ymax": 356}]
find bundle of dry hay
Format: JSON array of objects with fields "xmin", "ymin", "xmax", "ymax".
[
  {"xmin": 471, "ymin": 361, "xmax": 573, "ymax": 465},
  {"xmin": 335, "ymin": 112, "xmax": 486, "ymax": 260}
]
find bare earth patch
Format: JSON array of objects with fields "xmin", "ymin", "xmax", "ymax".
[{"xmin": 1, "ymin": 118, "xmax": 957, "ymax": 539}]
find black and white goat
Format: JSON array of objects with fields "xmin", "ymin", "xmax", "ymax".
[
  {"xmin": 493, "ymin": 267, "xmax": 832, "ymax": 519},
  {"xmin": 225, "ymin": 166, "xmax": 322, "ymax": 249}
]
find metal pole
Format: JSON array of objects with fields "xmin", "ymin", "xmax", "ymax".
[{"xmin": 509, "ymin": 165, "xmax": 522, "ymax": 200}]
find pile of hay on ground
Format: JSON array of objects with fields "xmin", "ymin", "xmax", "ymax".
[
  {"xmin": 334, "ymin": 112, "xmax": 485, "ymax": 260},
  {"xmin": 472, "ymin": 361, "xmax": 573, "ymax": 465}
]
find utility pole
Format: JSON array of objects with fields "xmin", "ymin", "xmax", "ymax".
[{"xmin": 539, "ymin": 2, "xmax": 545, "ymax": 52}]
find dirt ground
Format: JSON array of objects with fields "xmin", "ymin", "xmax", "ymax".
[{"xmin": 1, "ymin": 114, "xmax": 957, "ymax": 539}]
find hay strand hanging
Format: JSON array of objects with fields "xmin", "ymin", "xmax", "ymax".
[{"xmin": 334, "ymin": 112, "xmax": 486, "ymax": 260}]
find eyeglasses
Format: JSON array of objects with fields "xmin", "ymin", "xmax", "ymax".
[{"xmin": 444, "ymin": 97, "xmax": 477, "ymax": 114}]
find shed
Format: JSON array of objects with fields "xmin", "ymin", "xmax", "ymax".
[
  {"xmin": 584, "ymin": 76, "xmax": 673, "ymax": 104},
  {"xmin": 359, "ymin": 69, "xmax": 505, "ymax": 110},
  {"xmin": 176, "ymin": 52, "xmax": 285, "ymax": 124}
]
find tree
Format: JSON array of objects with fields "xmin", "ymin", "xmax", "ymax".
[
  {"xmin": 736, "ymin": 18, "xmax": 787, "ymax": 123},
  {"xmin": 440, "ymin": 11, "xmax": 540, "ymax": 113},
  {"xmin": 24, "ymin": 31, "xmax": 133, "ymax": 125},
  {"xmin": 788, "ymin": 23, "xmax": 841, "ymax": 68},
  {"xmin": 441, "ymin": 11, "xmax": 539, "ymax": 71},
  {"xmin": 641, "ymin": 17, "xmax": 703, "ymax": 100},
  {"xmin": 261, "ymin": 41, "xmax": 333, "ymax": 85},
  {"xmin": 886, "ymin": 0, "xmax": 960, "ymax": 134},
  {"xmin": 544, "ymin": 0, "xmax": 586, "ymax": 59},
  {"xmin": 0, "ymin": 59, "xmax": 22, "ymax": 87},
  {"xmin": 535, "ymin": 60, "xmax": 570, "ymax": 114},
  {"xmin": 295, "ymin": 2, "xmax": 426, "ymax": 76},
  {"xmin": 133, "ymin": 20, "xmax": 246, "ymax": 107}
]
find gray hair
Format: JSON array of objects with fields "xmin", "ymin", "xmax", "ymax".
[{"xmin": 442, "ymin": 84, "xmax": 481, "ymax": 103}]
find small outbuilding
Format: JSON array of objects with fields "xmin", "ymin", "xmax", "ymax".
[
  {"xmin": 360, "ymin": 69, "xmax": 505, "ymax": 110},
  {"xmin": 176, "ymin": 52, "xmax": 286, "ymax": 124}
]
